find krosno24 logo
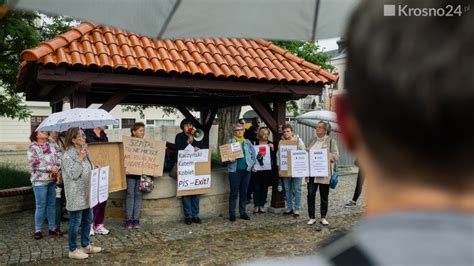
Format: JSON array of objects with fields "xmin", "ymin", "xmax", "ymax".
[{"xmin": 384, "ymin": 4, "xmax": 470, "ymax": 16}]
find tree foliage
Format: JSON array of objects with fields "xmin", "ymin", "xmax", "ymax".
[{"xmin": 0, "ymin": 4, "xmax": 74, "ymax": 120}]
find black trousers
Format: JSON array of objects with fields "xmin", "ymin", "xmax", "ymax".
[
  {"xmin": 352, "ymin": 170, "xmax": 365, "ymax": 202},
  {"xmin": 307, "ymin": 178, "xmax": 330, "ymax": 219}
]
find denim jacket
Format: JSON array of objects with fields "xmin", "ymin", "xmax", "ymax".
[{"xmin": 226, "ymin": 138, "xmax": 256, "ymax": 173}]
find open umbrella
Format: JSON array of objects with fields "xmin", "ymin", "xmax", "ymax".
[
  {"xmin": 36, "ymin": 108, "xmax": 115, "ymax": 132},
  {"xmin": 9, "ymin": 0, "xmax": 359, "ymax": 41},
  {"xmin": 297, "ymin": 110, "xmax": 337, "ymax": 123}
]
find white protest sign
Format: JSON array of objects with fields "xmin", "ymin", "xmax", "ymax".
[
  {"xmin": 279, "ymin": 145, "xmax": 297, "ymax": 171},
  {"xmin": 231, "ymin": 142, "xmax": 241, "ymax": 152},
  {"xmin": 177, "ymin": 149, "xmax": 211, "ymax": 192},
  {"xmin": 90, "ymin": 168, "xmax": 99, "ymax": 208},
  {"xmin": 254, "ymin": 145, "xmax": 272, "ymax": 171},
  {"xmin": 309, "ymin": 149, "xmax": 330, "ymax": 177},
  {"xmin": 289, "ymin": 150, "xmax": 309, "ymax": 177},
  {"xmin": 98, "ymin": 166, "xmax": 110, "ymax": 203}
]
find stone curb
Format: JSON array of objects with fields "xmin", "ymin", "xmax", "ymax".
[{"xmin": 0, "ymin": 186, "xmax": 33, "ymax": 198}]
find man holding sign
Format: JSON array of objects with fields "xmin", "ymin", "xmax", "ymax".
[
  {"xmin": 305, "ymin": 121, "xmax": 339, "ymax": 226},
  {"xmin": 175, "ymin": 119, "xmax": 206, "ymax": 225}
]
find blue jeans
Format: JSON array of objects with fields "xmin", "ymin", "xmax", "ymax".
[
  {"xmin": 282, "ymin": 177, "xmax": 302, "ymax": 211},
  {"xmin": 33, "ymin": 183, "xmax": 57, "ymax": 232},
  {"xmin": 68, "ymin": 208, "xmax": 92, "ymax": 252},
  {"xmin": 182, "ymin": 195, "xmax": 200, "ymax": 219},
  {"xmin": 229, "ymin": 170, "xmax": 251, "ymax": 216}
]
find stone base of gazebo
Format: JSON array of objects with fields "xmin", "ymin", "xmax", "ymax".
[{"xmin": 106, "ymin": 167, "xmax": 230, "ymax": 223}]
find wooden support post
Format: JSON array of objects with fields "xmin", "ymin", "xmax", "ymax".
[
  {"xmin": 271, "ymin": 100, "xmax": 287, "ymax": 209},
  {"xmin": 70, "ymin": 91, "xmax": 87, "ymax": 108},
  {"xmin": 249, "ymin": 97, "xmax": 277, "ymax": 135},
  {"xmin": 99, "ymin": 90, "xmax": 129, "ymax": 112},
  {"xmin": 51, "ymin": 101, "xmax": 63, "ymax": 113},
  {"xmin": 176, "ymin": 106, "xmax": 202, "ymax": 129},
  {"xmin": 200, "ymin": 108, "xmax": 218, "ymax": 148}
]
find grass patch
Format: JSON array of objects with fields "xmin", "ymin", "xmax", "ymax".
[{"xmin": 0, "ymin": 163, "xmax": 31, "ymax": 190}]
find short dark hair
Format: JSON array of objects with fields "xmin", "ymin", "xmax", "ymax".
[
  {"xmin": 29, "ymin": 130, "xmax": 38, "ymax": 142},
  {"xmin": 282, "ymin": 124, "xmax": 293, "ymax": 132},
  {"xmin": 180, "ymin": 119, "xmax": 193, "ymax": 131},
  {"xmin": 345, "ymin": 0, "xmax": 474, "ymax": 190},
  {"xmin": 130, "ymin": 122, "xmax": 145, "ymax": 137}
]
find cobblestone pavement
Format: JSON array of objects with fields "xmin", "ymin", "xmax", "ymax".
[{"xmin": 0, "ymin": 173, "xmax": 365, "ymax": 264}]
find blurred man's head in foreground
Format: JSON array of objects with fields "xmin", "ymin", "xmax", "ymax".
[{"xmin": 336, "ymin": 0, "xmax": 474, "ymax": 213}]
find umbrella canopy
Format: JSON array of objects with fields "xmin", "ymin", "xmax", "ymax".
[
  {"xmin": 297, "ymin": 110, "xmax": 337, "ymax": 123},
  {"xmin": 297, "ymin": 118, "xmax": 340, "ymax": 132},
  {"xmin": 36, "ymin": 108, "xmax": 115, "ymax": 132},
  {"xmin": 11, "ymin": 0, "xmax": 358, "ymax": 41}
]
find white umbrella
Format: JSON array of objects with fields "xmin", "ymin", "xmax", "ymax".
[
  {"xmin": 36, "ymin": 108, "xmax": 115, "ymax": 132},
  {"xmin": 297, "ymin": 110, "xmax": 337, "ymax": 123},
  {"xmin": 11, "ymin": 0, "xmax": 359, "ymax": 41},
  {"xmin": 297, "ymin": 118, "xmax": 340, "ymax": 132}
]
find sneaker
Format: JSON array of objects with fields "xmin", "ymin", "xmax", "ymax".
[
  {"xmin": 125, "ymin": 220, "xmax": 133, "ymax": 229},
  {"xmin": 68, "ymin": 249, "xmax": 89, "ymax": 260},
  {"xmin": 89, "ymin": 225, "xmax": 95, "ymax": 236},
  {"xmin": 185, "ymin": 218, "xmax": 193, "ymax": 225},
  {"xmin": 80, "ymin": 245, "xmax": 102, "ymax": 254},
  {"xmin": 132, "ymin": 220, "xmax": 141, "ymax": 229},
  {"xmin": 307, "ymin": 219, "xmax": 317, "ymax": 225},
  {"xmin": 293, "ymin": 210, "xmax": 300, "ymax": 217},
  {"xmin": 321, "ymin": 218, "xmax": 329, "ymax": 225},
  {"xmin": 283, "ymin": 209, "xmax": 293, "ymax": 215},
  {"xmin": 345, "ymin": 201, "xmax": 357, "ymax": 208},
  {"xmin": 229, "ymin": 215, "xmax": 236, "ymax": 222},
  {"xmin": 94, "ymin": 224, "xmax": 110, "ymax": 235},
  {"xmin": 192, "ymin": 217, "xmax": 202, "ymax": 224},
  {"xmin": 34, "ymin": 231, "xmax": 43, "ymax": 240},
  {"xmin": 49, "ymin": 228, "xmax": 63, "ymax": 236}
]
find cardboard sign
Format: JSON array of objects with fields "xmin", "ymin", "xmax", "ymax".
[
  {"xmin": 88, "ymin": 142, "xmax": 126, "ymax": 192},
  {"xmin": 176, "ymin": 148, "xmax": 211, "ymax": 196},
  {"xmin": 219, "ymin": 142, "xmax": 244, "ymax": 162},
  {"xmin": 90, "ymin": 168, "xmax": 99, "ymax": 208},
  {"xmin": 309, "ymin": 148, "xmax": 331, "ymax": 177},
  {"xmin": 98, "ymin": 166, "xmax": 109, "ymax": 203},
  {"xmin": 287, "ymin": 150, "xmax": 309, "ymax": 178},
  {"xmin": 122, "ymin": 136, "xmax": 166, "ymax": 177},
  {"xmin": 278, "ymin": 140, "xmax": 299, "ymax": 177},
  {"xmin": 253, "ymin": 145, "xmax": 272, "ymax": 171}
]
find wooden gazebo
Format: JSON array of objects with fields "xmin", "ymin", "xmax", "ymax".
[{"xmin": 17, "ymin": 22, "xmax": 337, "ymax": 208}]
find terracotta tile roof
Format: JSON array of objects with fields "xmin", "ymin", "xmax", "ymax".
[{"xmin": 18, "ymin": 22, "xmax": 337, "ymax": 89}]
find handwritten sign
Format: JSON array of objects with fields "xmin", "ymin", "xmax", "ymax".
[
  {"xmin": 278, "ymin": 140, "xmax": 299, "ymax": 176},
  {"xmin": 177, "ymin": 148, "xmax": 211, "ymax": 196},
  {"xmin": 219, "ymin": 143, "xmax": 244, "ymax": 162},
  {"xmin": 89, "ymin": 168, "xmax": 99, "ymax": 208},
  {"xmin": 309, "ymin": 149, "xmax": 330, "ymax": 177},
  {"xmin": 88, "ymin": 142, "xmax": 126, "ymax": 192},
  {"xmin": 98, "ymin": 166, "xmax": 109, "ymax": 203},
  {"xmin": 253, "ymin": 145, "xmax": 272, "ymax": 171},
  {"xmin": 288, "ymin": 150, "xmax": 309, "ymax": 178},
  {"xmin": 123, "ymin": 136, "xmax": 166, "ymax": 177}
]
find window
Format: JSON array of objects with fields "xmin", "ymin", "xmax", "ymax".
[
  {"xmin": 145, "ymin": 119, "xmax": 174, "ymax": 127},
  {"xmin": 31, "ymin": 116, "xmax": 48, "ymax": 132},
  {"xmin": 121, "ymin": 118, "xmax": 136, "ymax": 129}
]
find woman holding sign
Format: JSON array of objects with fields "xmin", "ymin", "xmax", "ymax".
[
  {"xmin": 62, "ymin": 128, "xmax": 102, "ymax": 260},
  {"xmin": 226, "ymin": 124, "xmax": 257, "ymax": 222},
  {"xmin": 252, "ymin": 127, "xmax": 275, "ymax": 214},
  {"xmin": 125, "ymin": 122, "xmax": 146, "ymax": 229},
  {"xmin": 278, "ymin": 124, "xmax": 306, "ymax": 217},
  {"xmin": 175, "ymin": 119, "xmax": 205, "ymax": 225},
  {"xmin": 305, "ymin": 121, "xmax": 339, "ymax": 226}
]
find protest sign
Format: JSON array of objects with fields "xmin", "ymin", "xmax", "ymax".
[
  {"xmin": 254, "ymin": 145, "xmax": 272, "ymax": 171},
  {"xmin": 309, "ymin": 148, "xmax": 330, "ymax": 177},
  {"xmin": 219, "ymin": 142, "xmax": 244, "ymax": 162},
  {"xmin": 177, "ymin": 147, "xmax": 211, "ymax": 196},
  {"xmin": 122, "ymin": 136, "xmax": 166, "ymax": 177},
  {"xmin": 88, "ymin": 142, "xmax": 126, "ymax": 192},
  {"xmin": 287, "ymin": 150, "xmax": 309, "ymax": 178},
  {"xmin": 98, "ymin": 166, "xmax": 109, "ymax": 203},
  {"xmin": 278, "ymin": 140, "xmax": 299, "ymax": 177},
  {"xmin": 89, "ymin": 168, "xmax": 99, "ymax": 208}
]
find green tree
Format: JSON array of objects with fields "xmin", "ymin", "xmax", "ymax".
[
  {"xmin": 0, "ymin": 4, "xmax": 74, "ymax": 120},
  {"xmin": 273, "ymin": 41, "xmax": 335, "ymax": 116}
]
